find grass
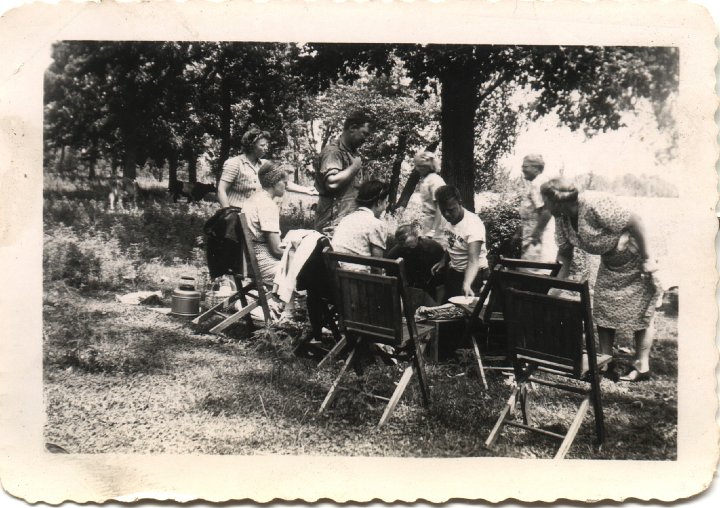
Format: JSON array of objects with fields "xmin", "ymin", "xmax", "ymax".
[{"xmin": 42, "ymin": 173, "xmax": 678, "ymax": 458}]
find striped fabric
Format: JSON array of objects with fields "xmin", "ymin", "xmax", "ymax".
[{"xmin": 220, "ymin": 154, "xmax": 265, "ymax": 208}]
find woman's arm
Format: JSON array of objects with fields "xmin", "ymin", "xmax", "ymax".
[
  {"xmin": 265, "ymin": 231, "xmax": 284, "ymax": 259},
  {"xmin": 431, "ymin": 250, "xmax": 449, "ymax": 275},
  {"xmin": 286, "ymin": 181, "xmax": 319, "ymax": 195},
  {"xmin": 217, "ymin": 180, "xmax": 232, "ymax": 208},
  {"xmin": 626, "ymin": 213, "xmax": 656, "ymax": 273},
  {"xmin": 556, "ymin": 245, "xmax": 574, "ymax": 279}
]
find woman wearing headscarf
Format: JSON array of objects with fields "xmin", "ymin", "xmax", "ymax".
[{"xmin": 540, "ymin": 178, "xmax": 660, "ymax": 382}]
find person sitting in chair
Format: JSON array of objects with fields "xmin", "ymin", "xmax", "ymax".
[
  {"xmin": 431, "ymin": 185, "xmax": 490, "ymax": 301},
  {"xmin": 331, "ymin": 180, "xmax": 389, "ymax": 271},
  {"xmin": 241, "ymin": 160, "xmax": 289, "ymax": 281}
]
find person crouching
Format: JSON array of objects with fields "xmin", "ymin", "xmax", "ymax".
[{"xmin": 431, "ymin": 185, "xmax": 490, "ymax": 301}]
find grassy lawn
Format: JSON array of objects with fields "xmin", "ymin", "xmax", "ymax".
[{"xmin": 42, "ymin": 174, "xmax": 678, "ymax": 459}]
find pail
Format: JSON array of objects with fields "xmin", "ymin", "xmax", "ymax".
[{"xmin": 171, "ymin": 276, "xmax": 200, "ymax": 317}]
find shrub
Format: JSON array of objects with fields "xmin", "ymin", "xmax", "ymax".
[
  {"xmin": 476, "ymin": 192, "xmax": 522, "ymax": 267},
  {"xmin": 280, "ymin": 202, "xmax": 315, "ymax": 235}
]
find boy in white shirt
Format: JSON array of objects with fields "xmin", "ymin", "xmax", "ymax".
[{"xmin": 431, "ymin": 185, "xmax": 489, "ymax": 301}]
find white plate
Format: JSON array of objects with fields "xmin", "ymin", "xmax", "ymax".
[{"xmin": 449, "ymin": 296, "xmax": 478, "ymax": 305}]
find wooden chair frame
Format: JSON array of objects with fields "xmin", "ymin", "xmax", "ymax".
[
  {"xmin": 319, "ymin": 249, "xmax": 433, "ymax": 427},
  {"xmin": 484, "ymin": 270, "xmax": 610, "ymax": 459},
  {"xmin": 462, "ymin": 257, "xmax": 561, "ymax": 388},
  {"xmin": 193, "ymin": 212, "xmax": 274, "ymax": 334}
]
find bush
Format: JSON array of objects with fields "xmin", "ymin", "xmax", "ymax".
[{"xmin": 477, "ymin": 192, "xmax": 522, "ymax": 267}]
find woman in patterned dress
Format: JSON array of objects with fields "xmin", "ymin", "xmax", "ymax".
[{"xmin": 540, "ymin": 178, "xmax": 660, "ymax": 382}]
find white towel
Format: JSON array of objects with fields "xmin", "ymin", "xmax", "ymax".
[{"xmin": 273, "ymin": 229, "xmax": 324, "ymax": 303}]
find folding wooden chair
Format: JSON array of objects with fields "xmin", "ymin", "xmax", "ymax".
[
  {"xmin": 462, "ymin": 258, "xmax": 561, "ymax": 388},
  {"xmin": 193, "ymin": 212, "xmax": 274, "ymax": 334},
  {"xmin": 319, "ymin": 250, "xmax": 434, "ymax": 427},
  {"xmin": 485, "ymin": 270, "xmax": 611, "ymax": 459}
]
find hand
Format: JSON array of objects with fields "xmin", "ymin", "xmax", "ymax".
[
  {"xmin": 642, "ymin": 259, "xmax": 658, "ymax": 274},
  {"xmin": 350, "ymin": 156, "xmax": 362, "ymax": 171},
  {"xmin": 305, "ymin": 187, "xmax": 319, "ymax": 196},
  {"xmin": 431, "ymin": 260, "xmax": 445, "ymax": 276},
  {"xmin": 462, "ymin": 282, "xmax": 475, "ymax": 298}
]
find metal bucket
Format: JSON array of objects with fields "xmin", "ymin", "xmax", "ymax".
[{"xmin": 171, "ymin": 277, "xmax": 201, "ymax": 317}]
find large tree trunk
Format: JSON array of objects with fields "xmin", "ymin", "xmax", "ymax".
[
  {"xmin": 440, "ymin": 73, "xmax": 478, "ymax": 212},
  {"xmin": 188, "ymin": 153, "xmax": 197, "ymax": 183},
  {"xmin": 387, "ymin": 131, "xmax": 408, "ymax": 209}
]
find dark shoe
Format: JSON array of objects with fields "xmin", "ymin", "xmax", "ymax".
[
  {"xmin": 620, "ymin": 368, "xmax": 652, "ymax": 382},
  {"xmin": 600, "ymin": 361, "xmax": 620, "ymax": 383}
]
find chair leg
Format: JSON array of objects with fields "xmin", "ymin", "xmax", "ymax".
[
  {"xmin": 485, "ymin": 386, "xmax": 519, "ymax": 449},
  {"xmin": 470, "ymin": 335, "xmax": 488, "ymax": 390},
  {"xmin": 519, "ymin": 383, "xmax": 532, "ymax": 426},
  {"xmin": 413, "ymin": 339, "xmax": 431, "ymax": 405},
  {"xmin": 589, "ymin": 374, "xmax": 606, "ymax": 448},
  {"xmin": 317, "ymin": 336, "xmax": 347, "ymax": 369},
  {"xmin": 378, "ymin": 364, "xmax": 415, "ymax": 428},
  {"xmin": 319, "ymin": 345, "xmax": 357, "ymax": 414},
  {"xmin": 554, "ymin": 396, "xmax": 590, "ymax": 459}
]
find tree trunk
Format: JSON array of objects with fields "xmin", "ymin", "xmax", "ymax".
[
  {"xmin": 168, "ymin": 154, "xmax": 178, "ymax": 190},
  {"xmin": 387, "ymin": 131, "xmax": 408, "ymax": 209},
  {"xmin": 188, "ymin": 152, "xmax": 197, "ymax": 183},
  {"xmin": 216, "ymin": 76, "xmax": 232, "ymax": 182},
  {"xmin": 440, "ymin": 73, "xmax": 478, "ymax": 211},
  {"xmin": 57, "ymin": 145, "xmax": 66, "ymax": 173}
]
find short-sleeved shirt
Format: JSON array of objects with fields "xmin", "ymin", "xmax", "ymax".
[
  {"xmin": 441, "ymin": 209, "xmax": 489, "ymax": 272},
  {"xmin": 242, "ymin": 192, "xmax": 280, "ymax": 244},
  {"xmin": 220, "ymin": 154, "xmax": 266, "ymax": 208},
  {"xmin": 331, "ymin": 207, "xmax": 387, "ymax": 258},
  {"xmin": 519, "ymin": 174, "xmax": 548, "ymax": 244},
  {"xmin": 314, "ymin": 138, "xmax": 364, "ymax": 232},
  {"xmin": 554, "ymin": 192, "xmax": 631, "ymax": 256}
]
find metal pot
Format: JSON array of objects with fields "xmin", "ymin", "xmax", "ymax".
[{"xmin": 171, "ymin": 276, "xmax": 200, "ymax": 317}]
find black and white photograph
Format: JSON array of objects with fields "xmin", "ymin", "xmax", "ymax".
[{"xmin": 1, "ymin": 0, "xmax": 717, "ymax": 504}]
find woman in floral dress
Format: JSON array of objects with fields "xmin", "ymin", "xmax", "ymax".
[{"xmin": 540, "ymin": 178, "xmax": 660, "ymax": 382}]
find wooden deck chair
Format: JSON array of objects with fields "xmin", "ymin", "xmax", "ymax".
[
  {"xmin": 485, "ymin": 270, "xmax": 611, "ymax": 459},
  {"xmin": 462, "ymin": 258, "xmax": 561, "ymax": 388},
  {"xmin": 319, "ymin": 250, "xmax": 434, "ymax": 427},
  {"xmin": 193, "ymin": 212, "xmax": 274, "ymax": 334}
]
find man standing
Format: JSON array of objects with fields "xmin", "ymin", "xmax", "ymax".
[
  {"xmin": 519, "ymin": 154, "xmax": 553, "ymax": 261},
  {"xmin": 313, "ymin": 110, "xmax": 372, "ymax": 234}
]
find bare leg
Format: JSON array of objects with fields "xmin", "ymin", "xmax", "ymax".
[{"xmin": 632, "ymin": 329, "xmax": 653, "ymax": 373}]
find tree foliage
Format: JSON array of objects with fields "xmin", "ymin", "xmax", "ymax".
[{"xmin": 44, "ymin": 41, "xmax": 678, "ymax": 207}]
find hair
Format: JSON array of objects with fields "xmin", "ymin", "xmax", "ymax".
[
  {"xmin": 394, "ymin": 222, "xmax": 421, "ymax": 244},
  {"xmin": 355, "ymin": 179, "xmax": 390, "ymax": 208},
  {"xmin": 413, "ymin": 151, "xmax": 439, "ymax": 172},
  {"xmin": 522, "ymin": 153, "xmax": 545, "ymax": 171},
  {"xmin": 257, "ymin": 161, "xmax": 288, "ymax": 188},
  {"xmin": 540, "ymin": 177, "xmax": 579, "ymax": 204},
  {"xmin": 343, "ymin": 109, "xmax": 372, "ymax": 131},
  {"xmin": 240, "ymin": 125, "xmax": 271, "ymax": 154},
  {"xmin": 434, "ymin": 185, "xmax": 462, "ymax": 207}
]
